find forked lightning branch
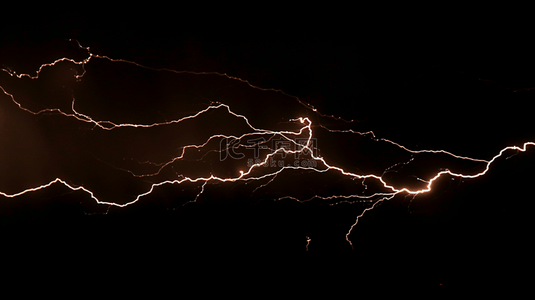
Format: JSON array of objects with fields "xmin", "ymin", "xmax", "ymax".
[{"xmin": 220, "ymin": 136, "xmax": 319, "ymax": 168}]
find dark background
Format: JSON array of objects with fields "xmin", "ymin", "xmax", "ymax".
[{"xmin": 1, "ymin": 12, "xmax": 533, "ymax": 292}]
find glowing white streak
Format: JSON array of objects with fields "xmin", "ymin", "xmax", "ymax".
[{"xmin": 2, "ymin": 40, "xmax": 534, "ymax": 250}]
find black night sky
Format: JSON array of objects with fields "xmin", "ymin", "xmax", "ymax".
[{"xmin": 1, "ymin": 13, "xmax": 534, "ymax": 292}]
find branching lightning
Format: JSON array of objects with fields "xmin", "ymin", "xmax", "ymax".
[{"xmin": 1, "ymin": 40, "xmax": 533, "ymax": 250}]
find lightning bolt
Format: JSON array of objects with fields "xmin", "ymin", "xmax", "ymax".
[{"xmin": 0, "ymin": 39, "xmax": 533, "ymax": 251}]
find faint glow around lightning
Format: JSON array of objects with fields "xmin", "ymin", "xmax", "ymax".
[{"xmin": 1, "ymin": 40, "xmax": 533, "ymax": 250}]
